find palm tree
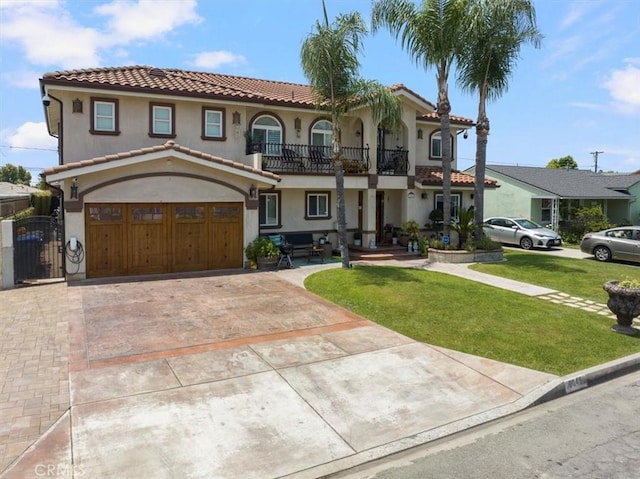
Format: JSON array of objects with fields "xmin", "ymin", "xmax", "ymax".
[
  {"xmin": 372, "ymin": 0, "xmax": 466, "ymax": 238},
  {"xmin": 456, "ymin": 0, "xmax": 542, "ymax": 229},
  {"xmin": 301, "ymin": 1, "xmax": 402, "ymax": 269}
]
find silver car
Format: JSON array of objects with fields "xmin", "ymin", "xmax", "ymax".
[
  {"xmin": 483, "ymin": 217, "xmax": 562, "ymax": 250},
  {"xmin": 580, "ymin": 226, "xmax": 640, "ymax": 263}
]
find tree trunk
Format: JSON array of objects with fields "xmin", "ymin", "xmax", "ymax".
[
  {"xmin": 439, "ymin": 96, "xmax": 452, "ymax": 238},
  {"xmin": 332, "ymin": 122, "xmax": 350, "ymax": 269},
  {"xmin": 474, "ymin": 113, "xmax": 489, "ymax": 229}
]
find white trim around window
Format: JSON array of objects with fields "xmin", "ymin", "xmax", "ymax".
[
  {"xmin": 202, "ymin": 107, "xmax": 225, "ymax": 140},
  {"xmin": 91, "ymin": 97, "xmax": 119, "ymax": 135},
  {"xmin": 150, "ymin": 103, "xmax": 175, "ymax": 137},
  {"xmin": 429, "ymin": 130, "xmax": 454, "ymax": 160}
]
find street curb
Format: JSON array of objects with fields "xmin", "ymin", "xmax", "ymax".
[{"xmin": 530, "ymin": 351, "xmax": 640, "ymax": 406}]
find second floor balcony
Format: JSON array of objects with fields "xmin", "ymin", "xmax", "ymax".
[
  {"xmin": 247, "ymin": 143, "xmax": 410, "ymax": 177},
  {"xmin": 247, "ymin": 142, "xmax": 370, "ymax": 175}
]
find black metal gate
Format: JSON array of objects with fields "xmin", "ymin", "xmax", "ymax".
[{"xmin": 13, "ymin": 215, "xmax": 65, "ymax": 283}]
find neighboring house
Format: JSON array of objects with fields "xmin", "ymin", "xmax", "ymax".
[
  {"xmin": 465, "ymin": 165, "xmax": 640, "ymax": 229},
  {"xmin": 0, "ymin": 182, "xmax": 39, "ymax": 218},
  {"xmin": 41, "ymin": 65, "xmax": 493, "ymax": 280}
]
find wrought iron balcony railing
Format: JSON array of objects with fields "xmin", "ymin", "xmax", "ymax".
[
  {"xmin": 377, "ymin": 148, "xmax": 409, "ymax": 175},
  {"xmin": 247, "ymin": 143, "xmax": 370, "ymax": 175}
]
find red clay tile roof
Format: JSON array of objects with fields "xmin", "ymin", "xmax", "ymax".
[
  {"xmin": 417, "ymin": 112, "xmax": 474, "ymax": 126},
  {"xmin": 41, "ymin": 66, "xmax": 472, "ymax": 122},
  {"xmin": 415, "ymin": 166, "xmax": 497, "ymax": 187},
  {"xmin": 43, "ymin": 140, "xmax": 281, "ymax": 181}
]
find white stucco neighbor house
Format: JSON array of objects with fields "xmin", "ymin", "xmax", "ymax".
[{"xmin": 40, "ymin": 65, "xmax": 494, "ymax": 280}]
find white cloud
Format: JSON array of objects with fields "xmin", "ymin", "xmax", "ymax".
[
  {"xmin": 5, "ymin": 122, "xmax": 58, "ymax": 150},
  {"xmin": 1, "ymin": 2, "xmax": 102, "ymax": 69},
  {"xmin": 94, "ymin": 0, "xmax": 202, "ymax": 45},
  {"xmin": 568, "ymin": 102, "xmax": 600, "ymax": 111},
  {"xmin": 0, "ymin": 0, "xmax": 202, "ymax": 70},
  {"xmin": 0, "ymin": 69, "xmax": 43, "ymax": 89},
  {"xmin": 190, "ymin": 51, "xmax": 247, "ymax": 69},
  {"xmin": 603, "ymin": 62, "xmax": 640, "ymax": 115}
]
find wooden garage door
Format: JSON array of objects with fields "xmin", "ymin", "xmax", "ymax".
[{"xmin": 85, "ymin": 203, "xmax": 243, "ymax": 278}]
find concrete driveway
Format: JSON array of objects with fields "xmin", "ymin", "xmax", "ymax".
[{"xmin": 3, "ymin": 267, "xmax": 559, "ymax": 479}]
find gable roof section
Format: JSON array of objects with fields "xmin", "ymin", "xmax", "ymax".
[
  {"xmin": 415, "ymin": 166, "xmax": 497, "ymax": 188},
  {"xmin": 484, "ymin": 165, "xmax": 638, "ymax": 198},
  {"xmin": 40, "ymin": 66, "xmax": 472, "ymax": 123},
  {"xmin": 43, "ymin": 141, "xmax": 280, "ymax": 184}
]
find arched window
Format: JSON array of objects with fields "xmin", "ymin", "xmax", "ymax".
[
  {"xmin": 252, "ymin": 115, "xmax": 282, "ymax": 155},
  {"xmin": 430, "ymin": 131, "xmax": 454, "ymax": 159},
  {"xmin": 311, "ymin": 120, "xmax": 332, "ymax": 153}
]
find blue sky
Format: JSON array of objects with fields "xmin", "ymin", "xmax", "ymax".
[{"xmin": 1, "ymin": 0, "xmax": 639, "ymax": 182}]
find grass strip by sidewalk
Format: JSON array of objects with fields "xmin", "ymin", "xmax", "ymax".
[
  {"xmin": 470, "ymin": 250, "xmax": 640, "ymax": 303},
  {"xmin": 305, "ymin": 265, "xmax": 638, "ymax": 376}
]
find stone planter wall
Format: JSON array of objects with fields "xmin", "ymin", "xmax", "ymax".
[{"xmin": 427, "ymin": 248, "xmax": 504, "ymax": 264}]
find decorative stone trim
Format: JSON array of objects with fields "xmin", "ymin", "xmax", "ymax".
[{"xmin": 427, "ymin": 248, "xmax": 503, "ymax": 263}]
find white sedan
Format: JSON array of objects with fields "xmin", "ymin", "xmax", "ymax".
[{"xmin": 483, "ymin": 217, "xmax": 562, "ymax": 250}]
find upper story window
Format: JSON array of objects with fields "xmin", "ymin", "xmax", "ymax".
[
  {"xmin": 202, "ymin": 107, "xmax": 225, "ymax": 140},
  {"xmin": 91, "ymin": 98, "xmax": 119, "ymax": 135},
  {"xmin": 429, "ymin": 131, "xmax": 454, "ymax": 160},
  {"xmin": 252, "ymin": 115, "xmax": 282, "ymax": 155},
  {"xmin": 150, "ymin": 103, "xmax": 175, "ymax": 138},
  {"xmin": 311, "ymin": 120, "xmax": 332, "ymax": 147}
]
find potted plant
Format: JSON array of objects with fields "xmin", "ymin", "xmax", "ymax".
[
  {"xmin": 401, "ymin": 220, "xmax": 420, "ymax": 252},
  {"xmin": 245, "ymin": 236, "xmax": 279, "ymax": 270},
  {"xmin": 391, "ymin": 229, "xmax": 398, "ymax": 245},
  {"xmin": 603, "ymin": 277, "xmax": 640, "ymax": 336}
]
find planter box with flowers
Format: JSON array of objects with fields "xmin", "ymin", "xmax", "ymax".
[{"xmin": 603, "ymin": 277, "xmax": 640, "ymax": 336}]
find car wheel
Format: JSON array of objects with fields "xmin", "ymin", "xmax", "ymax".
[
  {"xmin": 520, "ymin": 237, "xmax": 533, "ymax": 250},
  {"xmin": 593, "ymin": 246, "xmax": 611, "ymax": 262}
]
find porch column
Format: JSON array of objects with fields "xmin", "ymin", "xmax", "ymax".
[
  {"xmin": 362, "ymin": 188, "xmax": 377, "ymax": 248},
  {"xmin": 1, "ymin": 220, "xmax": 15, "ymax": 290}
]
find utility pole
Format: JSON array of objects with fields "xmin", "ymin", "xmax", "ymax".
[{"xmin": 591, "ymin": 151, "xmax": 604, "ymax": 173}]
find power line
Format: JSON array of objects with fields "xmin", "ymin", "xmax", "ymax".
[{"xmin": 0, "ymin": 145, "xmax": 58, "ymax": 152}]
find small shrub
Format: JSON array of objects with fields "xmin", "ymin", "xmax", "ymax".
[
  {"xmin": 245, "ymin": 236, "xmax": 279, "ymax": 262},
  {"xmin": 619, "ymin": 277, "xmax": 640, "ymax": 289}
]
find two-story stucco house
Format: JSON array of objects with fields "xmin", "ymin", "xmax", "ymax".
[{"xmin": 41, "ymin": 65, "xmax": 489, "ymax": 280}]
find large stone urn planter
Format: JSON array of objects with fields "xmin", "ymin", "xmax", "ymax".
[
  {"xmin": 603, "ymin": 280, "xmax": 640, "ymax": 336},
  {"xmin": 428, "ymin": 248, "xmax": 504, "ymax": 264}
]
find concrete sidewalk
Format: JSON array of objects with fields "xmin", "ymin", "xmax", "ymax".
[{"xmin": 1, "ymin": 255, "xmax": 638, "ymax": 479}]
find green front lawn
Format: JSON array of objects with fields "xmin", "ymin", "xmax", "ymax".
[
  {"xmin": 470, "ymin": 250, "xmax": 640, "ymax": 303},
  {"xmin": 304, "ymin": 265, "xmax": 639, "ymax": 376}
]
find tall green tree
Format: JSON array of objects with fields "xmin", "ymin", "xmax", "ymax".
[
  {"xmin": 301, "ymin": 1, "xmax": 402, "ymax": 268},
  {"xmin": 372, "ymin": 0, "xmax": 466, "ymax": 237},
  {"xmin": 457, "ymin": 0, "xmax": 542, "ymax": 228},
  {"xmin": 0, "ymin": 163, "xmax": 32, "ymax": 185},
  {"xmin": 547, "ymin": 155, "xmax": 577, "ymax": 169}
]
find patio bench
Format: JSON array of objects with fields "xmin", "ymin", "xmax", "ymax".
[{"xmin": 283, "ymin": 233, "xmax": 315, "ymax": 258}]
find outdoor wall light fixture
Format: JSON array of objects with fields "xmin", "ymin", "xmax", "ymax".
[
  {"xmin": 70, "ymin": 178, "xmax": 78, "ymax": 199},
  {"xmin": 72, "ymin": 98, "xmax": 83, "ymax": 113},
  {"xmin": 294, "ymin": 117, "xmax": 301, "ymax": 137},
  {"xmin": 232, "ymin": 111, "xmax": 241, "ymax": 125},
  {"xmin": 417, "ymin": 128, "xmax": 423, "ymax": 140},
  {"xmin": 421, "ymin": 192, "xmax": 428, "ymax": 199},
  {"xmin": 249, "ymin": 184, "xmax": 257, "ymax": 199},
  {"xmin": 408, "ymin": 191, "xmax": 415, "ymax": 199}
]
